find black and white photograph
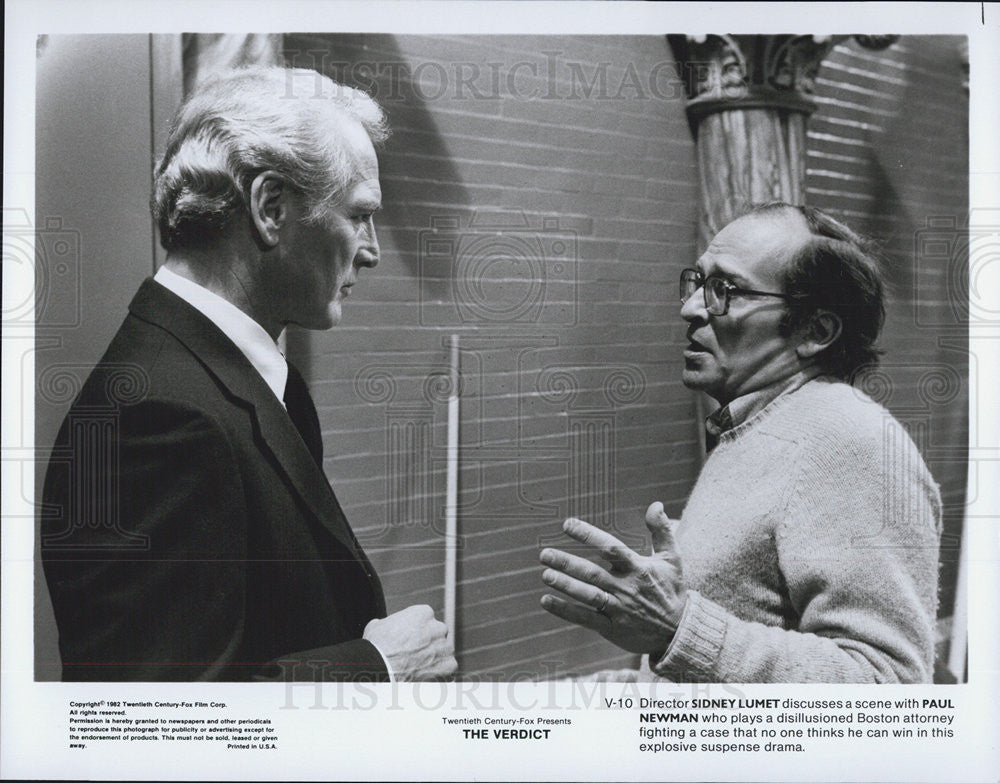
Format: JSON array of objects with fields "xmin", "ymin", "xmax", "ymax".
[{"xmin": 3, "ymin": 1, "xmax": 999, "ymax": 780}]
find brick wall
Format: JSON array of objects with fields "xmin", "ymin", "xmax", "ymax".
[
  {"xmin": 283, "ymin": 34, "xmax": 700, "ymax": 678},
  {"xmin": 807, "ymin": 36, "xmax": 968, "ymax": 619},
  {"xmin": 280, "ymin": 33, "xmax": 967, "ymax": 679}
]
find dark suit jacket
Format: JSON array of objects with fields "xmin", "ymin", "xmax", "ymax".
[{"xmin": 41, "ymin": 279, "xmax": 389, "ymax": 681}]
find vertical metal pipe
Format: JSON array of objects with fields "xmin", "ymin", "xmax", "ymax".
[{"xmin": 444, "ymin": 335, "xmax": 460, "ymax": 644}]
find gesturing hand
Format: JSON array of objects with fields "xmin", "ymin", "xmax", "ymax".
[{"xmin": 539, "ymin": 502, "xmax": 687, "ymax": 655}]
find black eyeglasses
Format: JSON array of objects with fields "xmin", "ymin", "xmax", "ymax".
[{"xmin": 679, "ymin": 268, "xmax": 791, "ymax": 316}]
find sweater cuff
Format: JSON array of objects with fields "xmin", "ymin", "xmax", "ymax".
[{"xmin": 650, "ymin": 591, "xmax": 728, "ymax": 681}]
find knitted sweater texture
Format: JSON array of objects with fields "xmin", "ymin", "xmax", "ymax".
[{"xmin": 651, "ymin": 377, "xmax": 942, "ymax": 683}]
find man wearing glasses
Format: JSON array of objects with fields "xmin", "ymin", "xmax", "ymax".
[{"xmin": 540, "ymin": 202, "xmax": 942, "ymax": 683}]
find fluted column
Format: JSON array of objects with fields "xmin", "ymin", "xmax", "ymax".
[{"xmin": 668, "ymin": 34, "xmax": 898, "ymax": 251}]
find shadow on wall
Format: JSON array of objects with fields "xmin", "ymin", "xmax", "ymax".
[
  {"xmin": 867, "ymin": 39, "xmax": 968, "ymax": 626},
  {"xmin": 809, "ymin": 36, "xmax": 968, "ymax": 675}
]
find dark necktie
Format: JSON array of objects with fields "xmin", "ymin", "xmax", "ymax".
[{"xmin": 283, "ymin": 361, "xmax": 324, "ymax": 469}]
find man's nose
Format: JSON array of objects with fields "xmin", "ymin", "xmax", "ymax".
[
  {"xmin": 357, "ymin": 224, "xmax": 379, "ymax": 268},
  {"xmin": 680, "ymin": 285, "xmax": 707, "ymax": 322}
]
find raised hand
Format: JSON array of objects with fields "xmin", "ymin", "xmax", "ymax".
[{"xmin": 539, "ymin": 502, "xmax": 687, "ymax": 654}]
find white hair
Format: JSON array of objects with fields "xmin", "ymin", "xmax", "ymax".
[{"xmin": 151, "ymin": 66, "xmax": 389, "ymax": 251}]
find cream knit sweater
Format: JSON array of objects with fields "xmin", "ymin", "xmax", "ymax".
[{"xmin": 651, "ymin": 377, "xmax": 942, "ymax": 683}]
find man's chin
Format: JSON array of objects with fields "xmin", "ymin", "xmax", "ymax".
[
  {"xmin": 289, "ymin": 306, "xmax": 341, "ymax": 332},
  {"xmin": 316, "ymin": 301, "xmax": 343, "ymax": 329},
  {"xmin": 326, "ymin": 296, "xmax": 345, "ymax": 327},
  {"xmin": 681, "ymin": 369, "xmax": 720, "ymax": 397},
  {"xmin": 680, "ymin": 368, "xmax": 703, "ymax": 390}
]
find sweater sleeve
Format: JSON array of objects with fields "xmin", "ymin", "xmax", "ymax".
[{"xmin": 652, "ymin": 414, "xmax": 942, "ymax": 684}]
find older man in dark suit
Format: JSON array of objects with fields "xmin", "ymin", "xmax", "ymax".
[{"xmin": 41, "ymin": 67, "xmax": 456, "ymax": 682}]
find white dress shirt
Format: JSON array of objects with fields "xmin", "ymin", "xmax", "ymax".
[{"xmin": 154, "ymin": 266, "xmax": 288, "ymax": 405}]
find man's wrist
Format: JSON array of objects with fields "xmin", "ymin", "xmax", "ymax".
[
  {"xmin": 648, "ymin": 594, "xmax": 690, "ymax": 665},
  {"xmin": 648, "ymin": 630, "xmax": 676, "ymax": 667}
]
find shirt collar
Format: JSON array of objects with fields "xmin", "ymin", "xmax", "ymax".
[
  {"xmin": 153, "ymin": 266, "xmax": 288, "ymax": 404},
  {"xmin": 706, "ymin": 367, "xmax": 823, "ymax": 440}
]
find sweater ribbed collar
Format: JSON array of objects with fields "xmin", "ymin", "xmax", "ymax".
[{"xmin": 706, "ymin": 367, "xmax": 823, "ymax": 448}]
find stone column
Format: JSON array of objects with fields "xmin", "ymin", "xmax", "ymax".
[{"xmin": 667, "ymin": 34, "xmax": 898, "ymax": 251}]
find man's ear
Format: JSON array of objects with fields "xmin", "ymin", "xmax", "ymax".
[
  {"xmin": 248, "ymin": 171, "xmax": 289, "ymax": 248},
  {"xmin": 796, "ymin": 310, "xmax": 842, "ymax": 359}
]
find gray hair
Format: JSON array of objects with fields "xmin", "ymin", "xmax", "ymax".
[{"xmin": 151, "ymin": 66, "xmax": 389, "ymax": 252}]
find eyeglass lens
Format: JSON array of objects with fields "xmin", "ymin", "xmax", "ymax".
[
  {"xmin": 704, "ymin": 278, "xmax": 727, "ymax": 312},
  {"xmin": 680, "ymin": 270, "xmax": 700, "ymax": 301},
  {"xmin": 680, "ymin": 270, "xmax": 726, "ymax": 314}
]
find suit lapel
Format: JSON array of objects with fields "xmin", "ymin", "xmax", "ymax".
[{"xmin": 128, "ymin": 279, "xmax": 364, "ymax": 560}]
